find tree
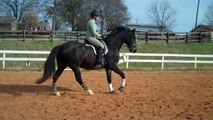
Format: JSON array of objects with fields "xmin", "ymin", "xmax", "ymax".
[
  {"xmin": 43, "ymin": 0, "xmax": 84, "ymax": 31},
  {"xmin": 18, "ymin": 12, "xmax": 39, "ymax": 30},
  {"xmin": 57, "ymin": 0, "xmax": 84, "ymax": 31},
  {"xmin": 42, "ymin": 0, "xmax": 62, "ymax": 31},
  {"xmin": 204, "ymin": 1, "xmax": 213, "ymax": 25},
  {"xmin": 89, "ymin": 0, "xmax": 130, "ymax": 31},
  {"xmin": 0, "ymin": 0, "xmax": 40, "ymax": 23},
  {"xmin": 147, "ymin": 0, "xmax": 177, "ymax": 32},
  {"xmin": 44, "ymin": 0, "xmax": 129, "ymax": 31},
  {"xmin": 92, "ymin": 0, "xmax": 130, "ymax": 31}
]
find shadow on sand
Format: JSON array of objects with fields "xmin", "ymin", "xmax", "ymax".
[{"xmin": 0, "ymin": 84, "xmax": 78, "ymax": 97}]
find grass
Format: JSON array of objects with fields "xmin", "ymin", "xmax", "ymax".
[
  {"xmin": 120, "ymin": 41, "xmax": 213, "ymax": 70},
  {"xmin": 135, "ymin": 41, "xmax": 213, "ymax": 54},
  {"xmin": 0, "ymin": 40, "xmax": 213, "ymax": 70},
  {"xmin": 0, "ymin": 40, "xmax": 63, "ymax": 50},
  {"xmin": 1, "ymin": 40, "xmax": 213, "ymax": 54}
]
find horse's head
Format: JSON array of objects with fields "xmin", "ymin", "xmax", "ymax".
[
  {"xmin": 104, "ymin": 26, "xmax": 137, "ymax": 53},
  {"xmin": 124, "ymin": 28, "xmax": 137, "ymax": 53}
]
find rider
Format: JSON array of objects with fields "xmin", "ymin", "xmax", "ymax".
[{"xmin": 86, "ymin": 10, "xmax": 104, "ymax": 67}]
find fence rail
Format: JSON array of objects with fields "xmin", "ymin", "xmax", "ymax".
[
  {"xmin": 0, "ymin": 50, "xmax": 50, "ymax": 69},
  {"xmin": 0, "ymin": 30, "xmax": 86, "ymax": 42},
  {"xmin": 0, "ymin": 30, "xmax": 212, "ymax": 43},
  {"xmin": 122, "ymin": 53, "xmax": 213, "ymax": 69},
  {"xmin": 1, "ymin": 50, "xmax": 213, "ymax": 70}
]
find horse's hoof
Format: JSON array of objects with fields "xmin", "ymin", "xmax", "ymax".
[
  {"xmin": 118, "ymin": 87, "xmax": 124, "ymax": 93},
  {"xmin": 55, "ymin": 91, "xmax": 61, "ymax": 96},
  {"xmin": 110, "ymin": 90, "xmax": 119, "ymax": 94},
  {"xmin": 87, "ymin": 89, "xmax": 95, "ymax": 95}
]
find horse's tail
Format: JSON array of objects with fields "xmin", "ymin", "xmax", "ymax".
[{"xmin": 36, "ymin": 45, "xmax": 61, "ymax": 84}]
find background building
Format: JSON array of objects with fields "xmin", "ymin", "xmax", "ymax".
[{"xmin": 0, "ymin": 16, "xmax": 17, "ymax": 30}]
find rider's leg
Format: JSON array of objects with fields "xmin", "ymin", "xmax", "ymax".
[
  {"xmin": 86, "ymin": 37, "xmax": 104, "ymax": 66},
  {"xmin": 86, "ymin": 37, "xmax": 104, "ymax": 48},
  {"xmin": 96, "ymin": 47, "xmax": 104, "ymax": 65}
]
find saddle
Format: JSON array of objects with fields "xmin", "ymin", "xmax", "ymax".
[{"xmin": 84, "ymin": 38, "xmax": 108, "ymax": 55}]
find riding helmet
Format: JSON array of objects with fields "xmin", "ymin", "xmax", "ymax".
[{"xmin": 90, "ymin": 10, "xmax": 99, "ymax": 18}]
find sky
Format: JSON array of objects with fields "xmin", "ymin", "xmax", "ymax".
[{"xmin": 124, "ymin": 0, "xmax": 212, "ymax": 32}]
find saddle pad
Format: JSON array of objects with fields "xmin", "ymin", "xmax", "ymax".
[{"xmin": 85, "ymin": 41, "xmax": 108, "ymax": 55}]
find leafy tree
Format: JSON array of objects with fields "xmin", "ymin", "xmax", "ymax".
[
  {"xmin": 18, "ymin": 12, "xmax": 39, "ymax": 30},
  {"xmin": 147, "ymin": 0, "xmax": 177, "ymax": 32}
]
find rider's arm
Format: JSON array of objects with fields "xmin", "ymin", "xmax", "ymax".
[{"xmin": 89, "ymin": 20, "xmax": 101, "ymax": 39}]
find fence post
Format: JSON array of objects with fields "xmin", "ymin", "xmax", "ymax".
[
  {"xmin": 194, "ymin": 57, "xmax": 197, "ymax": 69},
  {"xmin": 199, "ymin": 32, "xmax": 202, "ymax": 43},
  {"xmin": 166, "ymin": 32, "xmax": 169, "ymax": 44},
  {"xmin": 2, "ymin": 53, "xmax": 5, "ymax": 69},
  {"xmin": 208, "ymin": 32, "xmax": 211, "ymax": 42},
  {"xmin": 125, "ymin": 55, "xmax": 129, "ymax": 68},
  {"xmin": 77, "ymin": 31, "xmax": 80, "ymax": 43},
  {"xmin": 210, "ymin": 32, "xmax": 213, "ymax": 42},
  {"xmin": 145, "ymin": 32, "xmax": 148, "ymax": 43},
  {"xmin": 65, "ymin": 32, "xmax": 67, "ymax": 41},
  {"xmin": 50, "ymin": 31, "xmax": 53, "ymax": 42},
  {"xmin": 23, "ymin": 30, "xmax": 26, "ymax": 42},
  {"xmin": 161, "ymin": 56, "xmax": 165, "ymax": 69},
  {"xmin": 185, "ymin": 32, "xmax": 188, "ymax": 43}
]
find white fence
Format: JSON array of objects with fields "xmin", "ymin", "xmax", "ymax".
[
  {"xmin": 0, "ymin": 50, "xmax": 50, "ymax": 69},
  {"xmin": 1, "ymin": 50, "xmax": 213, "ymax": 69},
  {"xmin": 122, "ymin": 53, "xmax": 213, "ymax": 69}
]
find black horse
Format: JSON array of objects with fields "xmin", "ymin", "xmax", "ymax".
[{"xmin": 36, "ymin": 26, "xmax": 136, "ymax": 96}]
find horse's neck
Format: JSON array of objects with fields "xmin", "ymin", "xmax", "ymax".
[{"xmin": 105, "ymin": 37, "xmax": 124, "ymax": 53}]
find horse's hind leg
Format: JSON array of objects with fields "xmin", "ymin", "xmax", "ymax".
[
  {"xmin": 52, "ymin": 65, "xmax": 66, "ymax": 96},
  {"xmin": 70, "ymin": 65, "xmax": 94, "ymax": 95}
]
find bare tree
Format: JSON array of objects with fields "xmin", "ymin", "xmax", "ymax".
[
  {"xmin": 43, "ymin": 0, "xmax": 84, "ymax": 31},
  {"xmin": 57, "ymin": 0, "xmax": 84, "ymax": 31},
  {"xmin": 44, "ymin": 0, "xmax": 129, "ymax": 31},
  {"xmin": 0, "ymin": 0, "xmax": 39, "ymax": 23},
  {"xmin": 204, "ymin": 1, "xmax": 213, "ymax": 25},
  {"xmin": 42, "ymin": 0, "xmax": 62, "ymax": 31},
  {"xmin": 147, "ymin": 0, "xmax": 177, "ymax": 32},
  {"xmin": 90, "ymin": 0, "xmax": 129, "ymax": 31},
  {"xmin": 84, "ymin": 0, "xmax": 130, "ymax": 31}
]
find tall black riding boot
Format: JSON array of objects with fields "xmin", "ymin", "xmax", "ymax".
[{"xmin": 95, "ymin": 47, "xmax": 104, "ymax": 68}]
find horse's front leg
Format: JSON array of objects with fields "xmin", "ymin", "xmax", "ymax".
[
  {"xmin": 118, "ymin": 78, "xmax": 126, "ymax": 92},
  {"xmin": 105, "ymin": 68, "xmax": 115, "ymax": 93},
  {"xmin": 111, "ymin": 66, "xmax": 126, "ymax": 93}
]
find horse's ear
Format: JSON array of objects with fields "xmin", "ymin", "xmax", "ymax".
[{"xmin": 132, "ymin": 29, "xmax": 136, "ymax": 32}]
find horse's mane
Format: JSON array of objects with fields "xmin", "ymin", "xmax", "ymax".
[
  {"xmin": 104, "ymin": 26, "xmax": 130, "ymax": 42},
  {"xmin": 111, "ymin": 26, "xmax": 128, "ymax": 31}
]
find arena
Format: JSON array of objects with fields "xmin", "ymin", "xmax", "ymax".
[{"xmin": 0, "ymin": 70, "xmax": 212, "ymax": 120}]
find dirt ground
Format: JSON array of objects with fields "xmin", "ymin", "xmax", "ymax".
[{"xmin": 0, "ymin": 70, "xmax": 212, "ymax": 120}]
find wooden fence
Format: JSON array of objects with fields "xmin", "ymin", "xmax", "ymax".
[
  {"xmin": 135, "ymin": 31, "xmax": 212, "ymax": 43},
  {"xmin": 0, "ymin": 30, "xmax": 212, "ymax": 43},
  {"xmin": 0, "ymin": 30, "xmax": 86, "ymax": 42}
]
